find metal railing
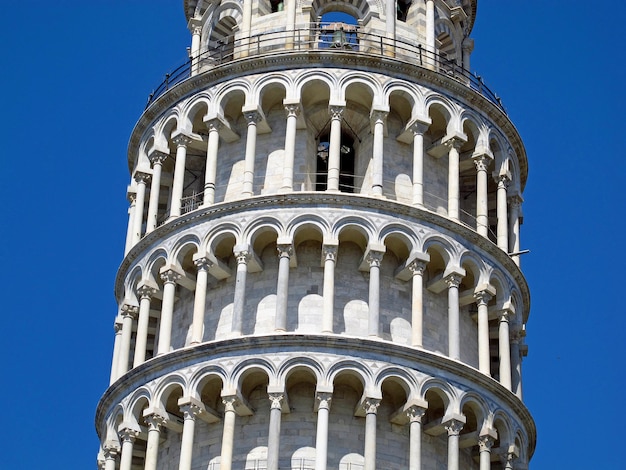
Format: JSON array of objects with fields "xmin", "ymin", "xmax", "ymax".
[{"xmin": 145, "ymin": 24, "xmax": 504, "ymax": 112}]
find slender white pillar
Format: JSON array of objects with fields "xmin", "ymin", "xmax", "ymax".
[
  {"xmin": 220, "ymin": 396, "xmax": 238, "ymax": 470},
  {"xmin": 409, "ymin": 259, "xmax": 427, "ymax": 347},
  {"xmin": 327, "ymin": 106, "xmax": 344, "ymax": 192},
  {"xmin": 170, "ymin": 133, "xmax": 192, "ymax": 218},
  {"xmin": 267, "ymin": 393, "xmax": 284, "ymax": 470},
  {"xmin": 411, "ymin": 122, "xmax": 429, "ymax": 206},
  {"xmin": 281, "ymin": 102, "xmax": 300, "ymax": 191},
  {"xmin": 191, "ymin": 256, "xmax": 212, "ymax": 345},
  {"xmin": 124, "ymin": 191, "xmax": 136, "ymax": 255},
  {"xmin": 371, "ymin": 110, "xmax": 387, "ymax": 196},
  {"xmin": 243, "ymin": 110, "xmax": 261, "ymax": 197},
  {"xmin": 446, "ymin": 139, "xmax": 462, "ymax": 221},
  {"xmin": 499, "ymin": 309, "xmax": 512, "ymax": 390},
  {"xmin": 133, "ymin": 284, "xmax": 156, "ymax": 367},
  {"xmin": 146, "ymin": 151, "xmax": 168, "ymax": 233},
  {"xmin": 131, "ymin": 172, "xmax": 150, "ymax": 246},
  {"xmin": 102, "ymin": 445, "xmax": 119, "ymax": 470},
  {"xmin": 511, "ymin": 326, "xmax": 524, "ymax": 399},
  {"xmin": 496, "ymin": 174, "xmax": 510, "ymax": 251},
  {"xmin": 178, "ymin": 403, "xmax": 201, "ymax": 470},
  {"xmin": 118, "ymin": 428, "xmax": 138, "ymax": 470},
  {"xmin": 478, "ymin": 434, "xmax": 494, "ymax": 470},
  {"xmin": 232, "ymin": 250, "xmax": 250, "ymax": 336},
  {"xmin": 363, "ymin": 398, "xmax": 380, "ymax": 470},
  {"xmin": 444, "ymin": 419, "xmax": 464, "ymax": 470},
  {"xmin": 426, "ymin": 0, "xmax": 435, "ymax": 67},
  {"xmin": 322, "ymin": 245, "xmax": 337, "ymax": 333},
  {"xmin": 508, "ymin": 194, "xmax": 523, "ymax": 265},
  {"xmin": 285, "ymin": 0, "xmax": 296, "ymax": 49},
  {"xmin": 190, "ymin": 22, "xmax": 202, "ymax": 75},
  {"xmin": 445, "ymin": 273, "xmax": 463, "ymax": 360},
  {"xmin": 474, "ymin": 290, "xmax": 493, "ymax": 375},
  {"xmin": 367, "ymin": 251, "xmax": 384, "ymax": 337},
  {"xmin": 157, "ymin": 268, "xmax": 181, "ymax": 355},
  {"xmin": 109, "ymin": 319, "xmax": 123, "ymax": 384},
  {"xmin": 314, "ymin": 392, "xmax": 332, "ymax": 470},
  {"xmin": 202, "ymin": 119, "xmax": 221, "ymax": 207},
  {"xmin": 118, "ymin": 304, "xmax": 138, "ymax": 376},
  {"xmin": 473, "ymin": 154, "xmax": 491, "ymax": 237},
  {"xmin": 143, "ymin": 414, "xmax": 165, "ymax": 470},
  {"xmin": 462, "ymin": 38, "xmax": 474, "ymax": 72},
  {"xmin": 407, "ymin": 405, "xmax": 426, "ymax": 470},
  {"xmin": 275, "ymin": 244, "xmax": 293, "ymax": 331}
]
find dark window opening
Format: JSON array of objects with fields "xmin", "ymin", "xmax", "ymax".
[
  {"xmin": 316, "ymin": 132, "xmax": 355, "ymax": 192},
  {"xmin": 270, "ymin": 0, "xmax": 284, "ymax": 13},
  {"xmin": 397, "ymin": 1, "xmax": 411, "ymax": 22}
]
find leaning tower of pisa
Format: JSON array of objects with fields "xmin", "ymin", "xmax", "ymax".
[{"xmin": 96, "ymin": 1, "xmax": 535, "ymax": 469}]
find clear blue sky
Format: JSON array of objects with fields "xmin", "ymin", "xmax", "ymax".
[{"xmin": 1, "ymin": 1, "xmax": 623, "ymax": 468}]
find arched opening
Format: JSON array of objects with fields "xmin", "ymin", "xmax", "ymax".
[
  {"xmin": 319, "ymin": 12, "xmax": 359, "ymax": 50},
  {"xmin": 316, "ymin": 130, "xmax": 355, "ymax": 192},
  {"xmin": 397, "ymin": 0, "xmax": 412, "ymax": 22}
]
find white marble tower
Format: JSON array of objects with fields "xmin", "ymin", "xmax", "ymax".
[{"xmin": 96, "ymin": 1, "xmax": 535, "ymax": 469}]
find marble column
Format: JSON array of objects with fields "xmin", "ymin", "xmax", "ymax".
[
  {"xmin": 170, "ymin": 133, "xmax": 192, "ymax": 218},
  {"xmin": 314, "ymin": 392, "xmax": 332, "ymax": 470},
  {"xmin": 446, "ymin": 139, "xmax": 462, "ymax": 221},
  {"xmin": 281, "ymin": 102, "xmax": 300, "ymax": 191},
  {"xmin": 511, "ymin": 326, "xmax": 524, "ymax": 399},
  {"xmin": 118, "ymin": 428, "xmax": 139, "ymax": 470},
  {"xmin": 363, "ymin": 398, "xmax": 380, "ymax": 470},
  {"xmin": 131, "ymin": 172, "xmax": 151, "ymax": 246},
  {"xmin": 146, "ymin": 150, "xmax": 168, "ymax": 233},
  {"xmin": 371, "ymin": 110, "xmax": 388, "ymax": 196},
  {"xmin": 478, "ymin": 434, "xmax": 495, "ymax": 470},
  {"xmin": 220, "ymin": 396, "xmax": 238, "ymax": 470},
  {"xmin": 462, "ymin": 38, "xmax": 474, "ymax": 72},
  {"xmin": 474, "ymin": 290, "xmax": 493, "ymax": 375},
  {"xmin": 157, "ymin": 268, "xmax": 182, "ymax": 355},
  {"xmin": 286, "ymin": 0, "xmax": 297, "ymax": 49},
  {"xmin": 124, "ymin": 191, "xmax": 136, "ymax": 255},
  {"xmin": 444, "ymin": 419, "xmax": 464, "ymax": 470},
  {"xmin": 190, "ymin": 22, "xmax": 202, "ymax": 75},
  {"xmin": 322, "ymin": 245, "xmax": 337, "ymax": 333},
  {"xmin": 232, "ymin": 250, "xmax": 250, "ymax": 336},
  {"xmin": 275, "ymin": 244, "xmax": 293, "ymax": 331},
  {"xmin": 445, "ymin": 273, "xmax": 463, "ymax": 360},
  {"xmin": 118, "ymin": 304, "xmax": 138, "ymax": 376},
  {"xmin": 407, "ymin": 405, "xmax": 427, "ymax": 470},
  {"xmin": 411, "ymin": 122, "xmax": 429, "ymax": 206},
  {"xmin": 143, "ymin": 413, "xmax": 165, "ymax": 470},
  {"xmin": 327, "ymin": 106, "xmax": 344, "ymax": 192},
  {"xmin": 508, "ymin": 194, "xmax": 523, "ymax": 266},
  {"xmin": 409, "ymin": 259, "xmax": 427, "ymax": 347},
  {"xmin": 426, "ymin": 0, "xmax": 435, "ymax": 67},
  {"xmin": 367, "ymin": 251, "xmax": 385, "ymax": 337},
  {"xmin": 109, "ymin": 319, "xmax": 123, "ymax": 384},
  {"xmin": 179, "ymin": 403, "xmax": 202, "ymax": 470},
  {"xmin": 133, "ymin": 284, "xmax": 157, "ymax": 367},
  {"xmin": 243, "ymin": 110, "xmax": 261, "ymax": 197},
  {"xmin": 501, "ymin": 450, "xmax": 515, "ymax": 470},
  {"xmin": 267, "ymin": 393, "xmax": 284, "ymax": 470},
  {"xmin": 191, "ymin": 256, "xmax": 213, "ymax": 345},
  {"xmin": 202, "ymin": 119, "xmax": 222, "ymax": 207},
  {"xmin": 495, "ymin": 174, "xmax": 510, "ymax": 251},
  {"xmin": 499, "ymin": 309, "xmax": 512, "ymax": 390},
  {"xmin": 473, "ymin": 154, "xmax": 491, "ymax": 237}
]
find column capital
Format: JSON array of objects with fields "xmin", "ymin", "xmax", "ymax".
[
  {"xmin": 362, "ymin": 397, "xmax": 381, "ymax": 414},
  {"xmin": 473, "ymin": 289, "xmax": 493, "ymax": 306},
  {"xmin": 117, "ymin": 427, "xmax": 139, "ymax": 443},
  {"xmin": 205, "ymin": 118, "xmax": 223, "ymax": 133},
  {"xmin": 148, "ymin": 148, "xmax": 169, "ymax": 165},
  {"xmin": 180, "ymin": 402, "xmax": 202, "ymax": 420},
  {"xmin": 134, "ymin": 171, "xmax": 152, "ymax": 184},
  {"xmin": 408, "ymin": 119, "xmax": 431, "ymax": 136},
  {"xmin": 444, "ymin": 272, "xmax": 463, "ymax": 288},
  {"xmin": 126, "ymin": 190, "xmax": 136, "ymax": 204},
  {"xmin": 102, "ymin": 443, "xmax": 120, "ymax": 460},
  {"xmin": 370, "ymin": 108, "xmax": 389, "ymax": 123},
  {"xmin": 276, "ymin": 243, "xmax": 293, "ymax": 258},
  {"xmin": 222, "ymin": 395, "xmax": 239, "ymax": 413},
  {"xmin": 160, "ymin": 267, "xmax": 182, "ymax": 285},
  {"xmin": 508, "ymin": 193, "xmax": 524, "ymax": 207},
  {"xmin": 478, "ymin": 433, "xmax": 495, "ymax": 452},
  {"xmin": 137, "ymin": 283, "xmax": 157, "ymax": 300},
  {"xmin": 328, "ymin": 105, "xmax": 345, "ymax": 120},
  {"xmin": 243, "ymin": 109, "xmax": 262, "ymax": 124},
  {"xmin": 494, "ymin": 172, "xmax": 511, "ymax": 188},
  {"xmin": 268, "ymin": 393, "xmax": 284, "ymax": 410},
  {"xmin": 498, "ymin": 308, "xmax": 514, "ymax": 321},
  {"xmin": 366, "ymin": 250, "xmax": 385, "ymax": 268},
  {"xmin": 193, "ymin": 255, "xmax": 213, "ymax": 271},
  {"xmin": 322, "ymin": 244, "xmax": 338, "ymax": 261},
  {"xmin": 144, "ymin": 413, "xmax": 166, "ymax": 431},
  {"xmin": 443, "ymin": 418, "xmax": 465, "ymax": 436},
  {"xmin": 405, "ymin": 404, "xmax": 427, "ymax": 423},
  {"xmin": 171, "ymin": 131, "xmax": 193, "ymax": 147},
  {"xmin": 443, "ymin": 135, "xmax": 466, "ymax": 150},
  {"xmin": 234, "ymin": 249, "xmax": 251, "ymax": 265},
  {"xmin": 408, "ymin": 258, "xmax": 428, "ymax": 276},
  {"xmin": 120, "ymin": 304, "xmax": 139, "ymax": 319},
  {"xmin": 472, "ymin": 153, "xmax": 493, "ymax": 172},
  {"xmin": 315, "ymin": 391, "xmax": 333, "ymax": 410},
  {"xmin": 284, "ymin": 102, "xmax": 301, "ymax": 117}
]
